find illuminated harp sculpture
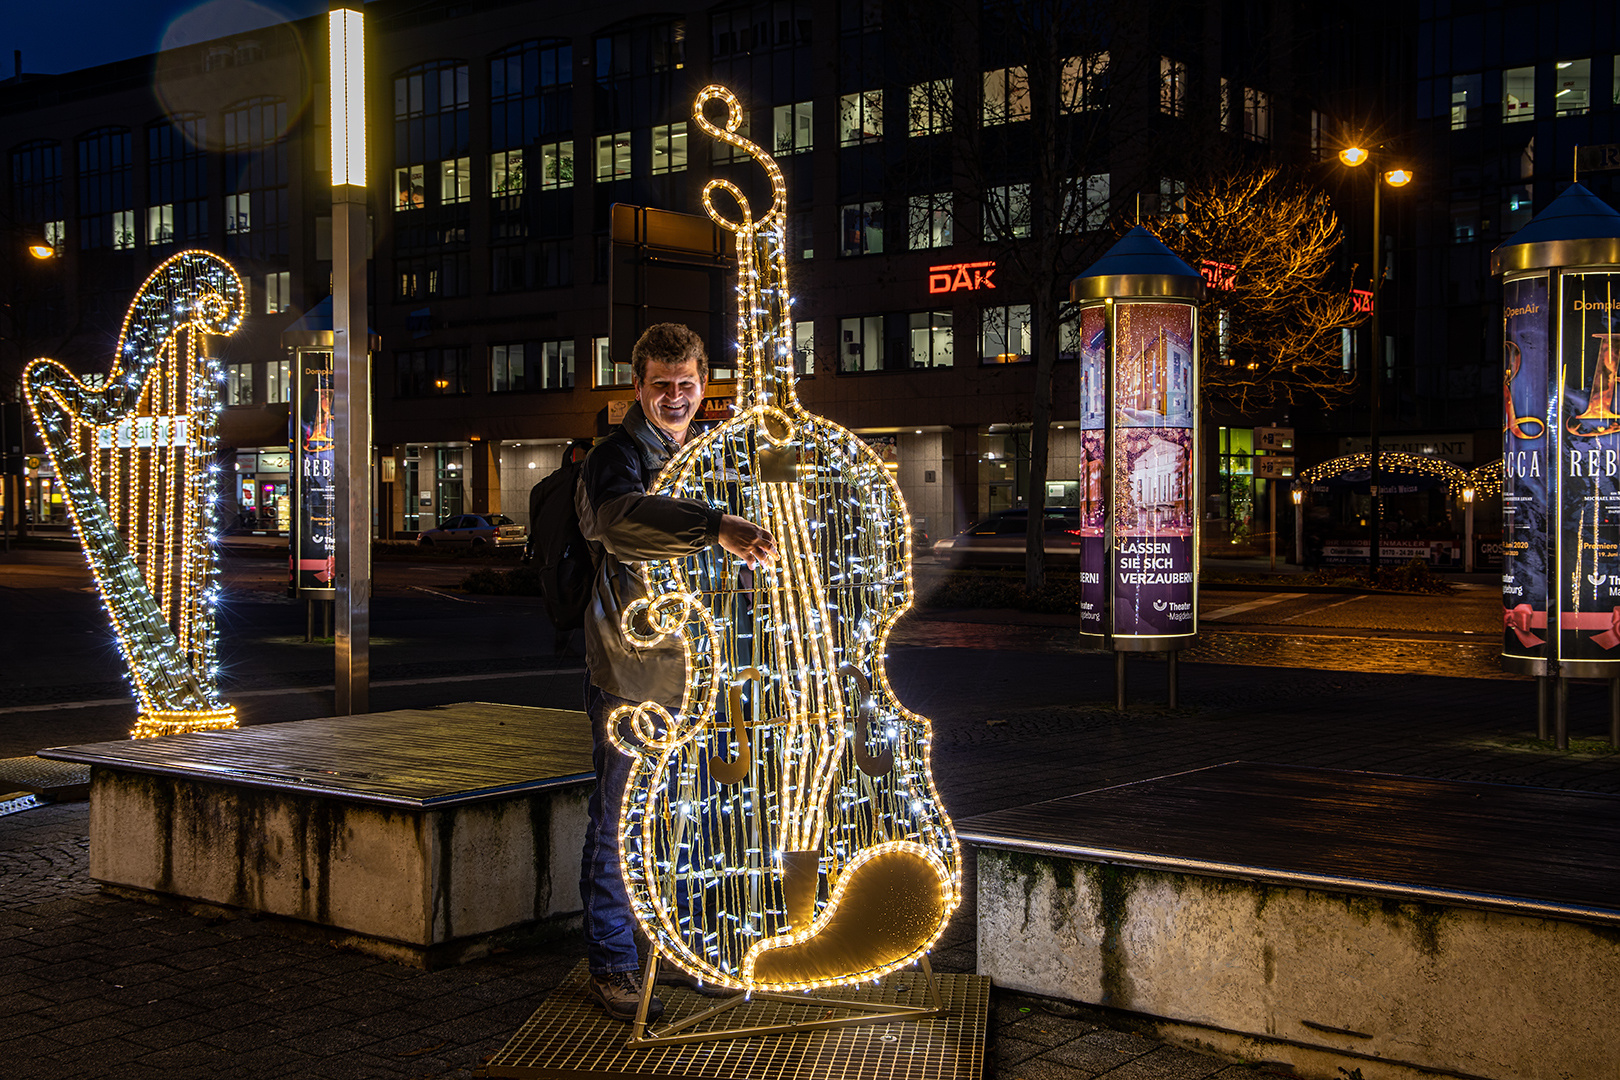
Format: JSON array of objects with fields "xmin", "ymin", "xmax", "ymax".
[
  {"xmin": 23, "ymin": 250, "xmax": 245, "ymax": 738},
  {"xmin": 613, "ymin": 86, "xmax": 959, "ymax": 1044}
]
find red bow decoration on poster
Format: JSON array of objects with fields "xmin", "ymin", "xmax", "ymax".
[
  {"xmin": 1503, "ymin": 605, "xmax": 1547, "ymax": 647},
  {"xmin": 1562, "ymin": 607, "xmax": 1620, "ymax": 650}
]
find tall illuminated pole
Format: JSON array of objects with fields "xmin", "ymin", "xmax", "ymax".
[
  {"xmin": 1338, "ymin": 146, "xmax": 1411, "ymax": 570},
  {"xmin": 330, "ymin": 3, "xmax": 370, "ymax": 715}
]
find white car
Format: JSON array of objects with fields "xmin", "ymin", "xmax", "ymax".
[{"xmin": 417, "ymin": 513, "xmax": 526, "ymax": 549}]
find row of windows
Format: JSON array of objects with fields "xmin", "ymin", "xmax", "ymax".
[
  {"xmin": 1447, "ymin": 56, "xmax": 1620, "ymax": 128},
  {"xmin": 379, "ymin": 302, "xmax": 1086, "ymax": 401}
]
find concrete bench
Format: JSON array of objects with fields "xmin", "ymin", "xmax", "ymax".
[
  {"xmin": 40, "ymin": 702, "xmax": 594, "ymax": 968},
  {"xmin": 957, "ymin": 762, "xmax": 1620, "ymax": 1080}
]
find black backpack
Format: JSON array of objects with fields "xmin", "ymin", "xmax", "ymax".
[{"xmin": 526, "ymin": 456, "xmax": 592, "ymax": 632}]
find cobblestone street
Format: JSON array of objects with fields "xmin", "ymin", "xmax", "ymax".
[{"xmin": 3, "ymin": 550, "xmax": 1615, "ymax": 1078}]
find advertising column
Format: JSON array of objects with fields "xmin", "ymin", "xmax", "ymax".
[
  {"xmin": 291, "ymin": 349, "xmax": 337, "ymax": 597},
  {"xmin": 1111, "ymin": 303, "xmax": 1197, "ymax": 643},
  {"xmin": 1071, "ymin": 226, "xmax": 1203, "ymax": 656},
  {"xmin": 1078, "ymin": 305, "xmax": 1107, "ymax": 639},
  {"xmin": 1558, "ymin": 272, "xmax": 1620, "ymax": 668},
  {"xmin": 1501, "ymin": 276, "xmax": 1550, "ymax": 664}
]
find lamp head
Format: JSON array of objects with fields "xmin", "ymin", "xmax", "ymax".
[
  {"xmin": 1383, "ymin": 168, "xmax": 1413, "ymax": 187},
  {"xmin": 1291, "ymin": 487, "xmax": 1304, "ymax": 505},
  {"xmin": 27, "ymin": 243, "xmax": 55, "ymax": 260},
  {"xmin": 1338, "ymin": 146, "xmax": 1369, "ymax": 167},
  {"xmin": 1463, "ymin": 486, "xmax": 1475, "ymax": 503}
]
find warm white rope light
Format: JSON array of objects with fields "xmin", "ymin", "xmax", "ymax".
[
  {"xmin": 606, "ymin": 84, "xmax": 961, "ymax": 994},
  {"xmin": 23, "ymin": 250, "xmax": 245, "ymax": 737}
]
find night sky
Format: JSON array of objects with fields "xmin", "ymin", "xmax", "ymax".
[{"xmin": 5, "ymin": 0, "xmax": 328, "ymax": 78}]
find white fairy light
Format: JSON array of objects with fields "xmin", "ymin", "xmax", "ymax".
[
  {"xmin": 604, "ymin": 85, "xmax": 961, "ymax": 996},
  {"xmin": 23, "ymin": 250, "xmax": 245, "ymax": 738}
]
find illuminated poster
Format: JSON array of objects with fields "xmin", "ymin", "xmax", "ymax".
[
  {"xmin": 1558, "ymin": 272, "xmax": 1620, "ymax": 664},
  {"xmin": 1078, "ymin": 304, "xmax": 1107, "ymax": 638},
  {"xmin": 1112, "ymin": 303, "xmax": 1195, "ymax": 639},
  {"xmin": 291, "ymin": 350, "xmax": 336, "ymax": 597},
  {"xmin": 1501, "ymin": 276, "xmax": 1549, "ymax": 663}
]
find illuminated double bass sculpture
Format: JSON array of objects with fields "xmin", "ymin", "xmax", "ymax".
[
  {"xmin": 24, "ymin": 250, "xmax": 245, "ymax": 738},
  {"xmin": 610, "ymin": 85, "xmax": 960, "ymax": 1032}
]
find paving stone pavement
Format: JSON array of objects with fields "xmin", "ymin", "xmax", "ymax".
[{"xmin": 3, "ymin": 618, "xmax": 1615, "ymax": 1079}]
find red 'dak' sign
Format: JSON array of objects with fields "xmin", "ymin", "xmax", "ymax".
[{"xmin": 929, "ymin": 261, "xmax": 997, "ymax": 294}]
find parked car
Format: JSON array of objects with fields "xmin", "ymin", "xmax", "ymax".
[
  {"xmin": 931, "ymin": 508, "xmax": 1084, "ymax": 567},
  {"xmin": 417, "ymin": 513, "xmax": 526, "ymax": 548}
]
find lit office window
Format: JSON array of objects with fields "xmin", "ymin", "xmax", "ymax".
[
  {"xmin": 1555, "ymin": 58, "xmax": 1590, "ymax": 115},
  {"xmin": 840, "ymin": 201, "xmax": 884, "ymax": 255},
  {"xmin": 839, "ymin": 90, "xmax": 883, "ymax": 144},
  {"xmin": 264, "ymin": 271, "xmax": 290, "ymax": 313},
  {"xmin": 908, "ymin": 192, "xmax": 953, "ymax": 249},
  {"xmin": 225, "ymin": 362, "xmax": 254, "ymax": 405},
  {"xmin": 840, "ymin": 315, "xmax": 885, "ymax": 372},
  {"xmin": 794, "ymin": 320, "xmax": 815, "ymax": 375},
  {"xmin": 594, "ymin": 336, "xmax": 631, "ymax": 387},
  {"xmin": 981, "ymin": 304, "xmax": 1032, "ymax": 364},
  {"xmin": 595, "ymin": 133, "xmax": 631, "ymax": 181},
  {"xmin": 1504, "ymin": 66, "xmax": 1535, "ymax": 121},
  {"xmin": 1451, "ymin": 73, "xmax": 1481, "ymax": 129},
  {"xmin": 439, "ymin": 157, "xmax": 472, "ymax": 204},
  {"xmin": 909, "ymin": 80, "xmax": 951, "ymax": 136},
  {"xmin": 1160, "ymin": 57, "xmax": 1186, "ymax": 117},
  {"xmin": 1061, "ymin": 53, "xmax": 1108, "ymax": 113},
  {"xmin": 908, "ymin": 311, "xmax": 954, "ymax": 368},
  {"xmin": 773, "ymin": 101, "xmax": 813, "ymax": 154},
  {"xmin": 652, "ymin": 122, "xmax": 687, "ymax": 174},
  {"xmin": 983, "ymin": 67, "xmax": 1029, "ymax": 124},
  {"xmin": 1243, "ymin": 87, "xmax": 1271, "ymax": 142},
  {"xmin": 986, "ymin": 185, "xmax": 1031, "ymax": 240}
]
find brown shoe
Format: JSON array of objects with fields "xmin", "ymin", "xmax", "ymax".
[{"xmin": 587, "ymin": 970, "xmax": 664, "ymax": 1022}]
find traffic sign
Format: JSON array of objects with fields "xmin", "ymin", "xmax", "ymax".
[{"xmin": 1255, "ymin": 426, "xmax": 1294, "ymax": 451}]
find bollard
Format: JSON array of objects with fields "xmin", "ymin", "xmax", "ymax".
[
  {"xmin": 1537, "ymin": 674, "xmax": 1549, "ymax": 741},
  {"xmin": 1555, "ymin": 676, "xmax": 1568, "ymax": 750}
]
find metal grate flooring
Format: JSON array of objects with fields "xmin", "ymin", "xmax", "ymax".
[
  {"xmin": 486, "ymin": 961, "xmax": 989, "ymax": 1080},
  {"xmin": 36, "ymin": 703, "xmax": 592, "ymax": 807},
  {"xmin": 0, "ymin": 755, "xmax": 91, "ymax": 800}
]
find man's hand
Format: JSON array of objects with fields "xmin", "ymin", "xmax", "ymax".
[{"xmin": 718, "ymin": 514, "xmax": 777, "ymax": 568}]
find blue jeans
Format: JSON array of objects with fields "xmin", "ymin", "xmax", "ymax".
[{"xmin": 581, "ymin": 680, "xmax": 642, "ymax": 976}]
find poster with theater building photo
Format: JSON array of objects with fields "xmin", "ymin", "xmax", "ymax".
[{"xmin": 1112, "ymin": 303, "xmax": 1196, "ymax": 638}]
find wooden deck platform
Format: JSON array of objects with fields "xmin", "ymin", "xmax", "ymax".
[
  {"xmin": 40, "ymin": 703, "xmax": 596, "ymax": 967},
  {"xmin": 959, "ymin": 763, "xmax": 1620, "ymax": 1080},
  {"xmin": 958, "ymin": 761, "xmax": 1620, "ymax": 925},
  {"xmin": 39, "ymin": 701, "xmax": 594, "ymax": 807}
]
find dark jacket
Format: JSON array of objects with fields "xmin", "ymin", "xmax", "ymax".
[{"xmin": 576, "ymin": 401, "xmax": 722, "ymax": 704}]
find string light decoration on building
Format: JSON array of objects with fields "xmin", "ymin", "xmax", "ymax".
[
  {"xmin": 1300, "ymin": 451, "xmax": 1467, "ymax": 492},
  {"xmin": 23, "ymin": 250, "xmax": 245, "ymax": 738},
  {"xmin": 608, "ymin": 85, "xmax": 960, "ymax": 997}
]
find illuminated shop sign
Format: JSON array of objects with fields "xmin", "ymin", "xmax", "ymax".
[
  {"xmin": 1200, "ymin": 260, "xmax": 1236, "ymax": 291},
  {"xmin": 1351, "ymin": 288, "xmax": 1374, "ymax": 314},
  {"xmin": 928, "ymin": 260, "xmax": 997, "ymax": 294}
]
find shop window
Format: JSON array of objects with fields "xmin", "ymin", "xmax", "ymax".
[
  {"xmin": 1451, "ymin": 73, "xmax": 1482, "ymax": 129},
  {"xmin": 225, "ymin": 362, "xmax": 254, "ymax": 405},
  {"xmin": 1242, "ymin": 87, "xmax": 1270, "ymax": 142},
  {"xmin": 909, "ymin": 80, "xmax": 950, "ymax": 136},
  {"xmin": 595, "ymin": 133, "xmax": 631, "ymax": 181},
  {"xmin": 985, "ymin": 184, "xmax": 1030, "ymax": 240},
  {"xmin": 794, "ymin": 321, "xmax": 815, "ymax": 375},
  {"xmin": 1504, "ymin": 66, "xmax": 1535, "ymax": 122},
  {"xmin": 267, "ymin": 359, "xmax": 292, "ymax": 403},
  {"xmin": 981, "ymin": 304, "xmax": 1031, "ymax": 364},
  {"xmin": 908, "ymin": 192, "xmax": 953, "ymax": 249},
  {"xmin": 1503, "ymin": 185, "xmax": 1534, "ymax": 234},
  {"xmin": 839, "ymin": 90, "xmax": 883, "ymax": 145},
  {"xmin": 594, "ymin": 335, "xmax": 631, "ymax": 387},
  {"xmin": 147, "ymin": 204, "xmax": 174, "ymax": 246},
  {"xmin": 908, "ymin": 311, "xmax": 954, "ymax": 368},
  {"xmin": 1061, "ymin": 53, "xmax": 1108, "ymax": 113},
  {"xmin": 983, "ymin": 67, "xmax": 1029, "ymax": 125},
  {"xmin": 840, "ymin": 200, "xmax": 884, "ymax": 256},
  {"xmin": 394, "ymin": 165, "xmax": 425, "ymax": 210},
  {"xmin": 773, "ymin": 101, "xmax": 813, "ymax": 155},
  {"xmin": 1555, "ymin": 58, "xmax": 1590, "ymax": 115},
  {"xmin": 397, "ymin": 347, "xmax": 470, "ymax": 396},
  {"xmin": 1160, "ymin": 57, "xmax": 1186, "ymax": 117},
  {"xmin": 264, "ymin": 271, "xmax": 290, "ymax": 313},
  {"xmin": 439, "ymin": 157, "xmax": 471, "ymax": 204},
  {"xmin": 651, "ymin": 122, "xmax": 687, "ymax": 174},
  {"xmin": 840, "ymin": 315, "xmax": 885, "ymax": 372}
]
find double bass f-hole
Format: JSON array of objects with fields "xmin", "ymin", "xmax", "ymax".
[
  {"xmin": 840, "ymin": 664, "xmax": 894, "ymax": 778},
  {"xmin": 711, "ymin": 666, "xmax": 764, "ymax": 784}
]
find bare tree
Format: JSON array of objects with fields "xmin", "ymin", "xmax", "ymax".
[{"xmin": 1163, "ymin": 165, "xmax": 1361, "ymax": 416}]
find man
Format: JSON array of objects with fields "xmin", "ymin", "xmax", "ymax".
[{"xmin": 575, "ymin": 323, "xmax": 775, "ymax": 1021}]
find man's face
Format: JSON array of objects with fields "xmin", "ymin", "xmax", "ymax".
[{"xmin": 635, "ymin": 357, "xmax": 706, "ymax": 443}]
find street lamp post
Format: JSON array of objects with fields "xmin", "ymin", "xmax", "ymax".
[
  {"xmin": 330, "ymin": 2, "xmax": 370, "ymax": 716},
  {"xmin": 1292, "ymin": 484, "xmax": 1305, "ymax": 568},
  {"xmin": 1338, "ymin": 146, "xmax": 1411, "ymax": 571},
  {"xmin": 1462, "ymin": 485, "xmax": 1475, "ymax": 573}
]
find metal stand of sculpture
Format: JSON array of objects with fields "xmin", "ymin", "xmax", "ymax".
[
  {"xmin": 24, "ymin": 250, "xmax": 245, "ymax": 738},
  {"xmin": 613, "ymin": 85, "xmax": 960, "ymax": 1047}
]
